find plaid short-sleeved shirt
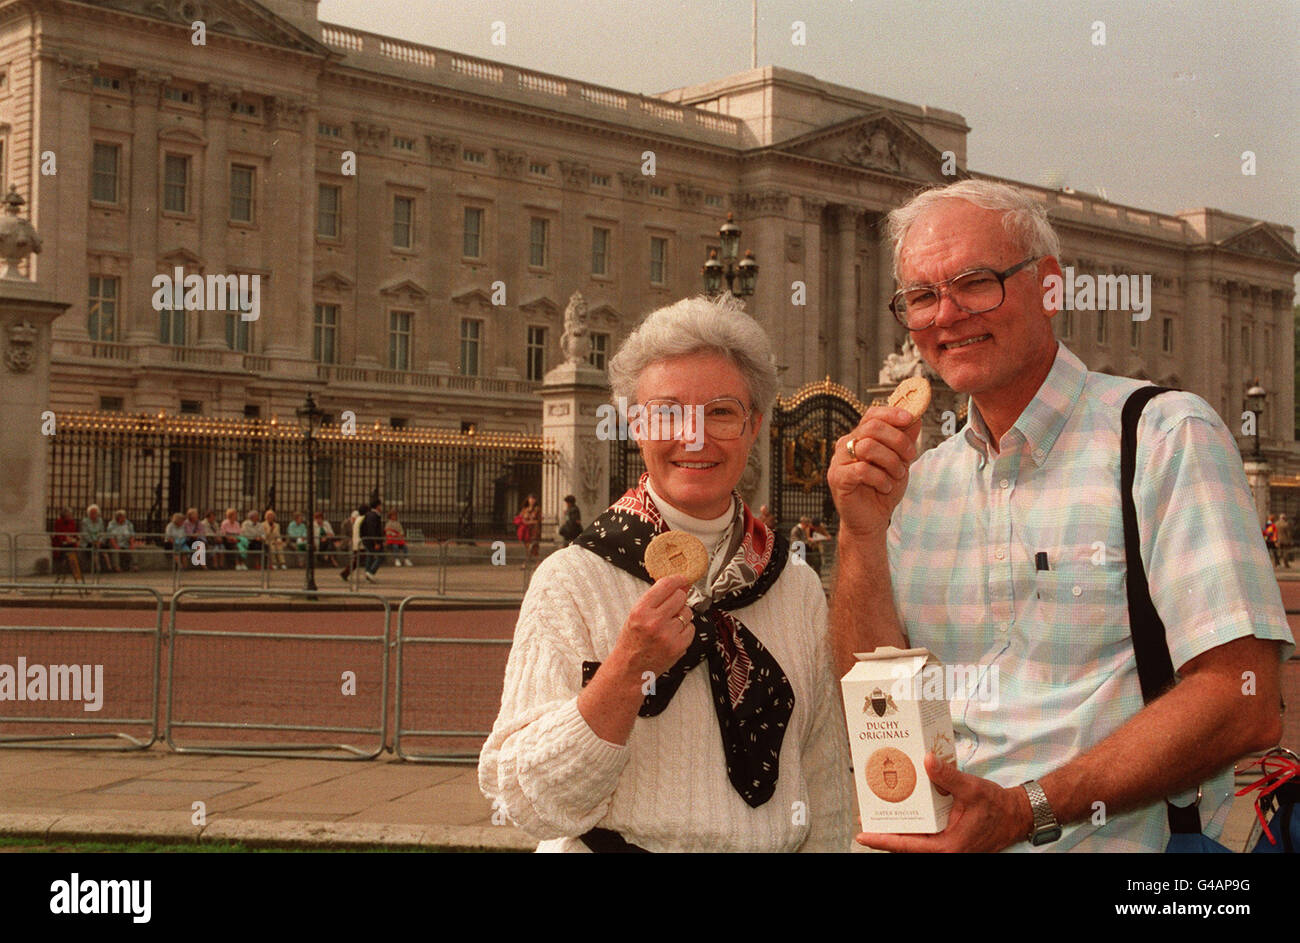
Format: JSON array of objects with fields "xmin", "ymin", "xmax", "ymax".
[{"xmin": 887, "ymin": 343, "xmax": 1294, "ymax": 852}]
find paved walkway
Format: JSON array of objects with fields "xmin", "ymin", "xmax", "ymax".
[
  {"xmin": 0, "ymin": 746, "xmax": 534, "ymax": 851},
  {"xmin": 0, "ymin": 744, "xmax": 1276, "ymax": 852}
]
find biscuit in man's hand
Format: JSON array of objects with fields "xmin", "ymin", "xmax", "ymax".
[
  {"xmin": 645, "ymin": 531, "xmax": 709, "ymax": 585},
  {"xmin": 887, "ymin": 375, "xmax": 931, "ymax": 423},
  {"xmin": 864, "ymin": 746, "xmax": 918, "ymax": 803}
]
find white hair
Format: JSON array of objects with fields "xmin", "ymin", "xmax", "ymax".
[
  {"xmin": 887, "ymin": 179, "xmax": 1061, "ymax": 281},
  {"xmin": 607, "ymin": 294, "xmax": 778, "ymax": 415}
]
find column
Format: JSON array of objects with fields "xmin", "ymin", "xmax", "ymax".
[
  {"xmin": 539, "ymin": 349, "xmax": 610, "ymax": 535},
  {"xmin": 834, "ymin": 204, "xmax": 857, "ymax": 387},
  {"xmin": 0, "ymin": 272, "xmax": 72, "ymax": 576},
  {"xmin": 262, "ymin": 96, "xmax": 310, "ymax": 360},
  {"xmin": 197, "ymin": 84, "xmax": 236, "ymax": 348},
  {"xmin": 876, "ymin": 232, "xmax": 899, "ymax": 374},
  {"xmin": 125, "ymin": 70, "xmax": 167, "ymax": 344}
]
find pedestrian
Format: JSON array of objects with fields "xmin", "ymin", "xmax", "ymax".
[
  {"xmin": 314, "ymin": 511, "xmax": 338, "ymax": 566},
  {"xmin": 264, "ymin": 509, "xmax": 287, "ymax": 570},
  {"xmin": 80, "ymin": 504, "xmax": 109, "ymax": 573},
  {"xmin": 360, "ymin": 498, "xmax": 385, "ymax": 582},
  {"xmin": 757, "ymin": 504, "xmax": 777, "ymax": 531},
  {"xmin": 238, "ymin": 509, "xmax": 266, "ymax": 571},
  {"xmin": 105, "ymin": 508, "xmax": 136, "ymax": 572},
  {"xmin": 51, "ymin": 507, "xmax": 81, "ymax": 582},
  {"xmin": 287, "ymin": 511, "xmax": 309, "ymax": 566},
  {"xmin": 219, "ymin": 508, "xmax": 242, "ymax": 569},
  {"xmin": 1278, "ymin": 513, "xmax": 1292, "ymax": 568},
  {"xmin": 515, "ymin": 494, "xmax": 541, "ymax": 568},
  {"xmin": 339, "ymin": 506, "xmax": 365, "ymax": 580},
  {"xmin": 199, "ymin": 510, "xmax": 221, "ymax": 566},
  {"xmin": 1264, "ymin": 515, "xmax": 1279, "ymax": 566},
  {"xmin": 164, "ymin": 512, "xmax": 187, "ymax": 564},
  {"xmin": 182, "ymin": 508, "xmax": 202, "ymax": 551},
  {"xmin": 557, "ymin": 494, "xmax": 582, "ymax": 546},
  {"xmin": 384, "ymin": 510, "xmax": 410, "ymax": 566},
  {"xmin": 829, "ymin": 179, "xmax": 1291, "ymax": 852}
]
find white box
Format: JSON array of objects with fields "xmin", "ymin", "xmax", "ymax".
[{"xmin": 841, "ymin": 646, "xmax": 955, "ymax": 834}]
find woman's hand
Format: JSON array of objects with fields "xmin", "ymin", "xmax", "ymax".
[
  {"xmin": 610, "ymin": 573, "xmax": 696, "ymax": 680},
  {"xmin": 578, "ymin": 573, "xmax": 696, "ymax": 745}
]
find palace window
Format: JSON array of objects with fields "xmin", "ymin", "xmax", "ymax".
[
  {"xmin": 88, "ymin": 276, "xmax": 118, "ymax": 341},
  {"xmin": 92, "ymin": 143, "xmax": 120, "ymax": 203},
  {"xmin": 317, "ymin": 184, "xmax": 341, "ymax": 238},
  {"xmin": 163, "ymin": 154, "xmax": 189, "ymax": 213},
  {"xmin": 313, "ymin": 304, "xmax": 337, "ymax": 363},
  {"xmin": 592, "ymin": 227, "xmax": 610, "ymax": 275},
  {"xmin": 529, "ymin": 217, "xmax": 549, "ymax": 268},
  {"xmin": 463, "ymin": 207, "xmax": 483, "ymax": 258},
  {"xmin": 230, "ymin": 165, "xmax": 255, "ymax": 223},
  {"xmin": 650, "ymin": 236, "xmax": 668, "ymax": 285},
  {"xmin": 588, "ymin": 332, "xmax": 609, "ymax": 371},
  {"xmin": 389, "ymin": 310, "xmax": 412, "ymax": 371},
  {"xmin": 526, "ymin": 325, "xmax": 546, "ymax": 382},
  {"xmin": 459, "ymin": 319, "xmax": 481, "ymax": 376},
  {"xmin": 393, "ymin": 195, "xmax": 414, "ymax": 248}
]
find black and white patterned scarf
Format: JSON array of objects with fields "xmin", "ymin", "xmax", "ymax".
[{"xmin": 574, "ymin": 473, "xmax": 795, "ymax": 807}]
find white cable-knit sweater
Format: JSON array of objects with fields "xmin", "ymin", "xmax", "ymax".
[{"xmin": 477, "ymin": 540, "xmax": 854, "ymax": 852}]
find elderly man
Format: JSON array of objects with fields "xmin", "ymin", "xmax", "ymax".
[{"xmin": 828, "ymin": 179, "xmax": 1292, "ymax": 852}]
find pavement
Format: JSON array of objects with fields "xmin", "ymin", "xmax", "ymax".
[{"xmin": 0, "ymin": 559, "xmax": 1294, "ymax": 853}]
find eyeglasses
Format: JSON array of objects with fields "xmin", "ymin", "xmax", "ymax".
[
  {"xmin": 641, "ymin": 396, "xmax": 752, "ymax": 440},
  {"xmin": 889, "ymin": 256, "xmax": 1040, "ymax": 330}
]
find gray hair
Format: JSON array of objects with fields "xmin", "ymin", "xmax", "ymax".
[
  {"xmin": 607, "ymin": 294, "xmax": 778, "ymax": 416},
  {"xmin": 886, "ymin": 180, "xmax": 1060, "ymax": 281}
]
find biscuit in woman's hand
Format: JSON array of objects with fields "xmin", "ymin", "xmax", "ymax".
[
  {"xmin": 887, "ymin": 375, "xmax": 931, "ymax": 423},
  {"xmin": 644, "ymin": 531, "xmax": 709, "ymax": 584}
]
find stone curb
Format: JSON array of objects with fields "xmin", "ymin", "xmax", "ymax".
[{"xmin": 0, "ymin": 810, "xmax": 534, "ymax": 852}]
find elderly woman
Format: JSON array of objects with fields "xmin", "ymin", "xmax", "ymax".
[{"xmin": 479, "ymin": 295, "xmax": 852, "ymax": 852}]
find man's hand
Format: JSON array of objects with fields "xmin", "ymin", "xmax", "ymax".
[
  {"xmin": 856, "ymin": 753, "xmax": 1033, "ymax": 853},
  {"xmin": 828, "ymin": 406, "xmax": 921, "ymax": 539}
]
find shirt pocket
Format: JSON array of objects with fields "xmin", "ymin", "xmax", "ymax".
[{"xmin": 1024, "ymin": 567, "xmax": 1130, "ymax": 686}]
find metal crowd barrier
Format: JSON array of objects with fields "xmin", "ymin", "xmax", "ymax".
[
  {"xmin": 393, "ymin": 595, "xmax": 512, "ymax": 763},
  {"xmin": 165, "ymin": 587, "xmax": 391, "ymax": 760},
  {"xmin": 0, "ymin": 583, "xmax": 163, "ymax": 750}
]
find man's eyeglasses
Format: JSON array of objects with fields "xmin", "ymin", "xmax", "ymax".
[
  {"xmin": 889, "ymin": 256, "xmax": 1040, "ymax": 330},
  {"xmin": 640, "ymin": 396, "xmax": 752, "ymax": 440}
]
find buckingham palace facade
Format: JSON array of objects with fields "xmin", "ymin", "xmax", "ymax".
[{"xmin": 6, "ymin": 0, "xmax": 1299, "ymax": 505}]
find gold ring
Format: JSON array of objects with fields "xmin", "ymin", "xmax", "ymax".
[
  {"xmin": 676, "ymin": 613, "xmax": 690, "ymax": 628},
  {"xmin": 846, "ymin": 437, "xmax": 859, "ymax": 461}
]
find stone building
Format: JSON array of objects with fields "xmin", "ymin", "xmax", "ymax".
[{"xmin": 6, "ymin": 0, "xmax": 1298, "ymax": 516}]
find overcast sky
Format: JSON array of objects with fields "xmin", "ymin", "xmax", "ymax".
[{"xmin": 317, "ymin": 0, "xmax": 1298, "ymax": 240}]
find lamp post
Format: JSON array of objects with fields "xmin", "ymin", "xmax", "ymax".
[
  {"xmin": 295, "ymin": 392, "xmax": 325, "ymax": 593},
  {"xmin": 1246, "ymin": 380, "xmax": 1266, "ymax": 460},
  {"xmin": 701, "ymin": 212, "xmax": 759, "ymax": 298}
]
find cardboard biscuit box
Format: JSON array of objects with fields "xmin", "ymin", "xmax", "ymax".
[{"xmin": 841, "ymin": 646, "xmax": 955, "ymax": 834}]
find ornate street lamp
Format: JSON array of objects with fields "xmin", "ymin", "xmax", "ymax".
[
  {"xmin": 295, "ymin": 392, "xmax": 326, "ymax": 593},
  {"xmin": 1246, "ymin": 380, "xmax": 1266, "ymax": 461},
  {"xmin": 701, "ymin": 213, "xmax": 759, "ymax": 298}
]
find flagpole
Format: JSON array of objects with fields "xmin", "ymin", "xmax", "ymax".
[{"xmin": 751, "ymin": 0, "xmax": 757, "ymax": 68}]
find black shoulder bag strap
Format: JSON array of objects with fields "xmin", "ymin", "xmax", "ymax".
[{"xmin": 1120, "ymin": 385, "xmax": 1202, "ymax": 836}]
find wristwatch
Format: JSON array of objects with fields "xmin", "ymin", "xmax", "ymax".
[{"xmin": 1021, "ymin": 780, "xmax": 1062, "ymax": 846}]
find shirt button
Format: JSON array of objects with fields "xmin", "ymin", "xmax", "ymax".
[
  {"xmin": 999, "ymin": 478, "xmax": 1010, "ymax": 489},
  {"xmin": 995, "ymin": 548, "xmax": 1006, "ymax": 560},
  {"xmin": 1072, "ymin": 585, "xmax": 1082, "ymax": 597}
]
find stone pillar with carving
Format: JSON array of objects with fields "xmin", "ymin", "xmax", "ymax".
[
  {"xmin": 540, "ymin": 292, "xmax": 610, "ymax": 538},
  {"xmin": 0, "ymin": 189, "xmax": 71, "ymax": 577}
]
